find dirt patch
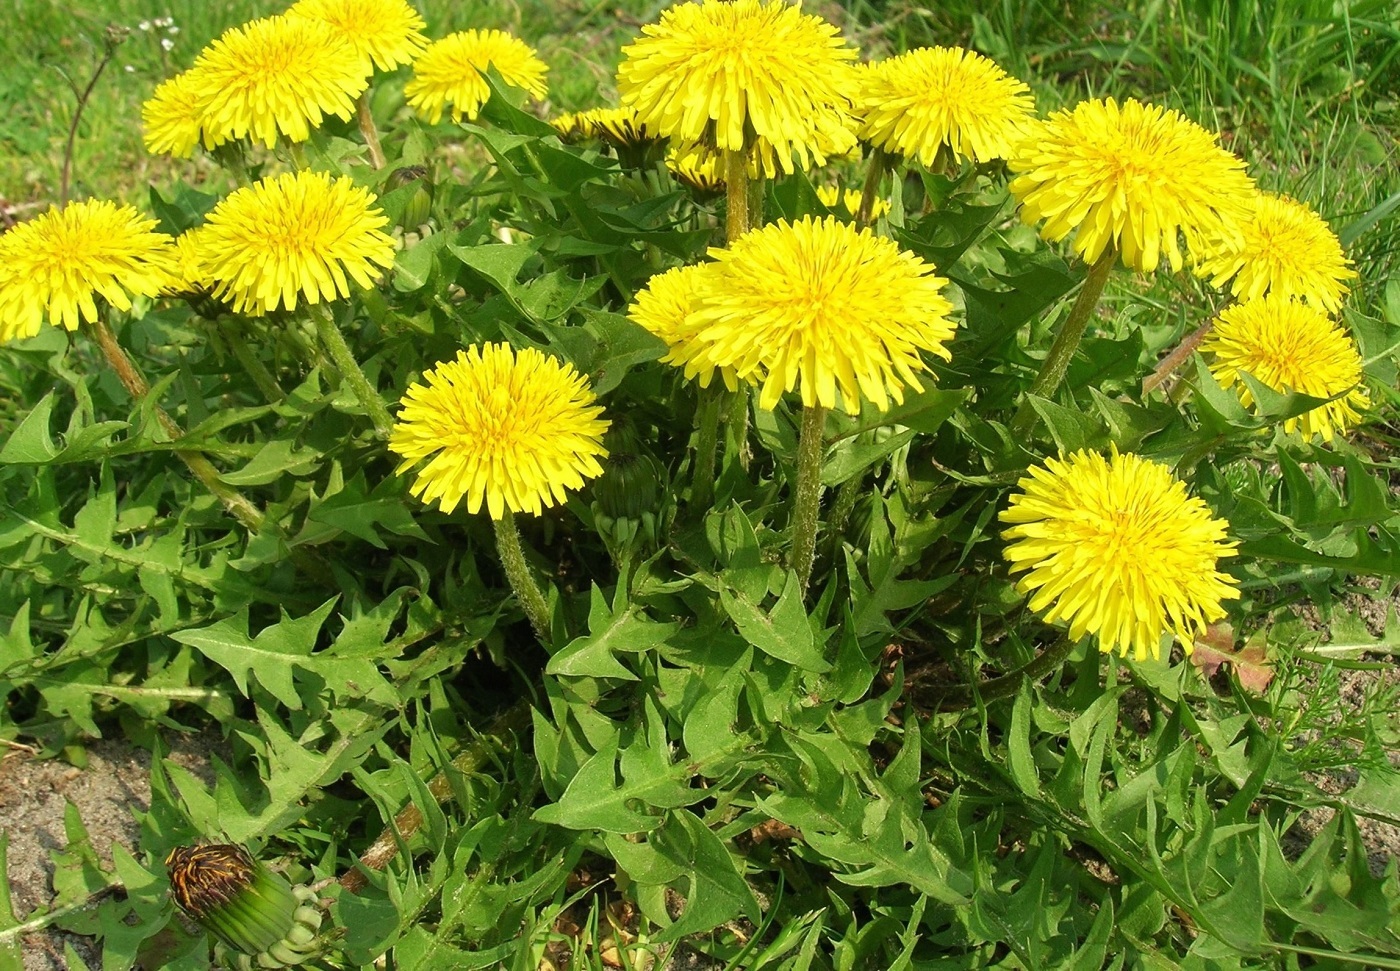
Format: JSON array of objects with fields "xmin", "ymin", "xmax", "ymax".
[{"xmin": 0, "ymin": 733, "xmax": 220, "ymax": 971}]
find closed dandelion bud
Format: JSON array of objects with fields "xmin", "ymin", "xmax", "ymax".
[
  {"xmin": 166, "ymin": 844, "xmax": 325, "ymax": 969},
  {"xmin": 385, "ymin": 165, "xmax": 433, "ymax": 230},
  {"xmin": 593, "ymin": 424, "xmax": 662, "ymax": 521}
]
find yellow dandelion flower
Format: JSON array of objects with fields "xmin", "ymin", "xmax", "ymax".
[
  {"xmin": 816, "ymin": 185, "xmax": 891, "ymax": 220},
  {"xmin": 189, "ymin": 15, "xmax": 369, "ymax": 149},
  {"xmin": 0, "ymin": 200, "xmax": 178, "ymax": 343},
  {"xmin": 856, "ymin": 46, "xmax": 1035, "ymax": 166},
  {"xmin": 1009, "ymin": 98, "xmax": 1256, "ymax": 273},
  {"xmin": 1193, "ymin": 192, "xmax": 1357, "ymax": 313},
  {"xmin": 617, "ymin": 0, "xmax": 859, "ymax": 175},
  {"xmin": 1001, "ymin": 449, "xmax": 1240, "ymax": 661},
  {"xmin": 197, "ymin": 170, "xmax": 396, "ymax": 315},
  {"xmin": 390, "ymin": 343, "xmax": 611, "ymax": 518},
  {"xmin": 685, "ymin": 215, "xmax": 957, "ymax": 414},
  {"xmin": 142, "ymin": 70, "xmax": 210, "ymax": 158},
  {"xmin": 404, "ymin": 30, "xmax": 549, "ymax": 124},
  {"xmin": 286, "ymin": 0, "xmax": 428, "ymax": 72},
  {"xmin": 628, "ymin": 264, "xmax": 737, "ymax": 391},
  {"xmin": 1200, "ymin": 294, "xmax": 1369, "ymax": 442}
]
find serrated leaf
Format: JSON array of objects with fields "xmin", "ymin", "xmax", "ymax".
[
  {"xmin": 531, "ymin": 733, "xmax": 660, "ymax": 833},
  {"xmin": 547, "ymin": 584, "xmax": 678, "ymax": 679},
  {"xmin": 721, "ymin": 571, "xmax": 830, "ymax": 672},
  {"xmin": 0, "ymin": 391, "xmax": 58, "ymax": 463},
  {"xmin": 650, "ymin": 811, "xmax": 761, "ymax": 942}
]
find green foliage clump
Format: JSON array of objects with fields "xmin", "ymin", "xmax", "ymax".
[{"xmin": 2, "ymin": 1, "xmax": 1399, "ymax": 969}]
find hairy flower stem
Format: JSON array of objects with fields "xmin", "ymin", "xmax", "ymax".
[
  {"xmin": 691, "ymin": 384, "xmax": 723, "ymax": 512},
  {"xmin": 1010, "ymin": 247, "xmax": 1118, "ymax": 437},
  {"xmin": 356, "ymin": 92, "xmax": 386, "ymax": 170},
  {"xmin": 724, "ymin": 148, "xmax": 749, "ymax": 244},
  {"xmin": 857, "ymin": 147, "xmax": 889, "ymax": 226},
  {"xmin": 89, "ymin": 316, "xmax": 264, "ymax": 532},
  {"xmin": 311, "ymin": 304, "xmax": 394, "ymax": 439},
  {"xmin": 936, "ymin": 634, "xmax": 1076, "ymax": 712},
  {"xmin": 493, "ymin": 511, "xmax": 552, "ymax": 643},
  {"xmin": 1142, "ymin": 317, "xmax": 1218, "ymax": 397},
  {"xmin": 339, "ymin": 700, "xmax": 533, "ymax": 894},
  {"xmin": 789, "ymin": 404, "xmax": 827, "ymax": 591}
]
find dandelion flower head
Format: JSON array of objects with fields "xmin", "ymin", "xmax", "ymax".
[
  {"xmin": 684, "ymin": 215, "xmax": 957, "ymax": 414},
  {"xmin": 196, "ymin": 170, "xmax": 395, "ymax": 315},
  {"xmin": 1009, "ymin": 98, "xmax": 1256, "ymax": 273},
  {"xmin": 404, "ymin": 30, "xmax": 549, "ymax": 124},
  {"xmin": 1193, "ymin": 192, "xmax": 1356, "ymax": 313},
  {"xmin": 0, "ymin": 200, "xmax": 178, "ymax": 343},
  {"xmin": 1200, "ymin": 293, "xmax": 1369, "ymax": 443},
  {"xmin": 286, "ymin": 0, "xmax": 429, "ymax": 72},
  {"xmin": 629, "ymin": 264, "xmax": 738, "ymax": 391},
  {"xmin": 856, "ymin": 46, "xmax": 1035, "ymax": 167},
  {"xmin": 142, "ymin": 70, "xmax": 210, "ymax": 158},
  {"xmin": 617, "ymin": 0, "xmax": 859, "ymax": 175},
  {"xmin": 188, "ymin": 14, "xmax": 370, "ymax": 149},
  {"xmin": 1001, "ymin": 448, "xmax": 1240, "ymax": 661},
  {"xmin": 390, "ymin": 343, "xmax": 611, "ymax": 518}
]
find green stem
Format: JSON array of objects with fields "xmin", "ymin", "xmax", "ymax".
[
  {"xmin": 727, "ymin": 384, "xmax": 751, "ymax": 472},
  {"xmin": 356, "ymin": 91, "xmax": 386, "ymax": 170},
  {"xmin": 222, "ymin": 320, "xmax": 284, "ymax": 404},
  {"xmin": 724, "ymin": 147, "xmax": 750, "ymax": 244},
  {"xmin": 311, "ymin": 303, "xmax": 394, "ymax": 439},
  {"xmin": 287, "ymin": 140, "xmax": 309, "ymax": 170},
  {"xmin": 1010, "ymin": 247, "xmax": 1118, "ymax": 437},
  {"xmin": 492, "ymin": 511, "xmax": 552, "ymax": 643},
  {"xmin": 339, "ymin": 700, "xmax": 533, "ymax": 893},
  {"xmin": 825, "ymin": 470, "xmax": 863, "ymax": 555},
  {"xmin": 89, "ymin": 315, "xmax": 265, "ymax": 532},
  {"xmin": 936, "ymin": 634, "xmax": 1077, "ymax": 712},
  {"xmin": 789, "ymin": 403, "xmax": 827, "ymax": 592},
  {"xmin": 856, "ymin": 147, "xmax": 889, "ymax": 227},
  {"xmin": 691, "ymin": 383, "xmax": 723, "ymax": 512}
]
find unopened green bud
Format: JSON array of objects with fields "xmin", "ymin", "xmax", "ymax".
[{"xmin": 386, "ymin": 165, "xmax": 433, "ymax": 230}]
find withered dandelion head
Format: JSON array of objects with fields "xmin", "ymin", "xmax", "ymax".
[
  {"xmin": 1201, "ymin": 293, "xmax": 1369, "ymax": 442},
  {"xmin": 390, "ymin": 343, "xmax": 611, "ymax": 519},
  {"xmin": 404, "ymin": 29, "xmax": 549, "ymax": 124},
  {"xmin": 188, "ymin": 14, "xmax": 370, "ymax": 149},
  {"xmin": 617, "ymin": 0, "xmax": 859, "ymax": 175},
  {"xmin": 166, "ymin": 844, "xmax": 322, "ymax": 962},
  {"xmin": 1001, "ymin": 448, "xmax": 1240, "ymax": 661},
  {"xmin": 1193, "ymin": 192, "xmax": 1356, "ymax": 313},
  {"xmin": 196, "ymin": 170, "xmax": 395, "ymax": 315},
  {"xmin": 0, "ymin": 200, "xmax": 178, "ymax": 343},
  {"xmin": 286, "ymin": 0, "xmax": 429, "ymax": 72},
  {"xmin": 684, "ymin": 215, "xmax": 957, "ymax": 414},
  {"xmin": 1009, "ymin": 98, "xmax": 1256, "ymax": 273},
  {"xmin": 856, "ymin": 46, "xmax": 1035, "ymax": 166},
  {"xmin": 628, "ymin": 263, "xmax": 737, "ymax": 391},
  {"xmin": 142, "ymin": 70, "xmax": 210, "ymax": 158}
]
